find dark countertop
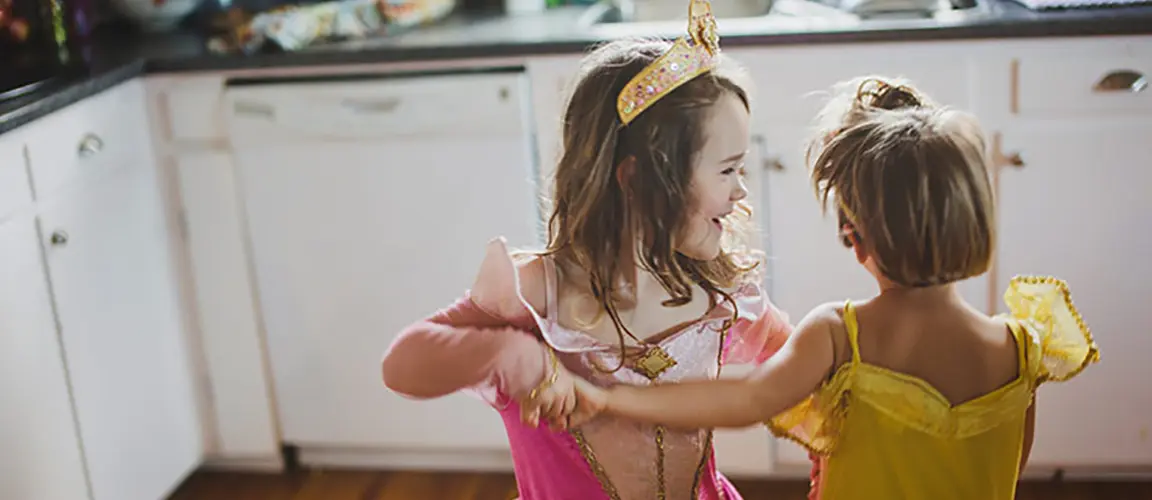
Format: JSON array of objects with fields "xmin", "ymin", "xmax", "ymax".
[{"xmin": 2, "ymin": 1, "xmax": 1151, "ymax": 135}]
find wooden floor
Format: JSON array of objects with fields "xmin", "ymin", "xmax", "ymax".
[{"xmin": 169, "ymin": 469, "xmax": 1152, "ymax": 499}]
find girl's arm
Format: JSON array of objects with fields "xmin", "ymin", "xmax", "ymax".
[
  {"xmin": 381, "ymin": 294, "xmax": 550, "ymax": 403},
  {"xmin": 602, "ymin": 304, "xmax": 841, "ymax": 430},
  {"xmin": 383, "ymin": 239, "xmax": 556, "ymax": 404}
]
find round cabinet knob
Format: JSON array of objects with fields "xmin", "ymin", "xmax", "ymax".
[
  {"xmin": 49, "ymin": 231, "xmax": 69, "ymax": 246},
  {"xmin": 78, "ymin": 134, "xmax": 104, "ymax": 158}
]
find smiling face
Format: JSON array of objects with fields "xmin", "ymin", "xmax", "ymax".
[
  {"xmin": 675, "ymin": 91, "xmax": 751, "ymax": 261},
  {"xmin": 545, "ymin": 39, "xmax": 758, "ymax": 319}
]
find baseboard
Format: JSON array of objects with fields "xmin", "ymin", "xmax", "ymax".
[
  {"xmin": 1056, "ymin": 469, "xmax": 1152, "ymax": 480},
  {"xmin": 196, "ymin": 447, "xmax": 1152, "ymax": 481},
  {"xmin": 1021, "ymin": 465, "xmax": 1152, "ymax": 481},
  {"xmin": 202, "ymin": 454, "xmax": 286, "ymax": 472},
  {"xmin": 296, "ymin": 447, "xmax": 516, "ymax": 473}
]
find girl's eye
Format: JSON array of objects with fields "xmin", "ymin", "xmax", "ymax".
[{"xmin": 723, "ymin": 164, "xmax": 746, "ymax": 176}]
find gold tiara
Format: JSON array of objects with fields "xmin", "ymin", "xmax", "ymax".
[{"xmin": 616, "ymin": 0, "xmax": 721, "ymax": 125}]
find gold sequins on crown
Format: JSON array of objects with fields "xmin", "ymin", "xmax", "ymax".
[{"xmin": 616, "ymin": 0, "xmax": 721, "ymax": 125}]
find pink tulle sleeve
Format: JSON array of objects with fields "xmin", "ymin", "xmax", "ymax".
[
  {"xmin": 381, "ymin": 293, "xmax": 551, "ymax": 409},
  {"xmin": 721, "ymin": 282, "xmax": 794, "ymax": 365}
]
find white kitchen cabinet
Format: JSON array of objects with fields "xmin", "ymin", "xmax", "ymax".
[
  {"xmin": 172, "ymin": 151, "xmax": 281, "ymax": 462},
  {"xmin": 39, "ymin": 155, "xmax": 202, "ymax": 500},
  {"xmin": 993, "ymin": 119, "xmax": 1152, "ymax": 468},
  {"xmin": 0, "ymin": 205, "xmax": 90, "ymax": 499},
  {"xmin": 972, "ymin": 37, "xmax": 1152, "ymax": 471},
  {"xmin": 226, "ymin": 71, "xmax": 540, "ymax": 461},
  {"xmin": 0, "ymin": 79, "xmax": 203, "ymax": 500},
  {"xmin": 1, "ymin": 79, "xmax": 203, "ymax": 500}
]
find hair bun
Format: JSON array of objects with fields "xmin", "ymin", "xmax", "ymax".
[{"xmin": 854, "ymin": 78, "xmax": 924, "ymax": 111}]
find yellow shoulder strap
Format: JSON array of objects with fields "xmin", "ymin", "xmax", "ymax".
[
  {"xmin": 1006, "ymin": 320, "xmax": 1029, "ymax": 379},
  {"xmin": 843, "ymin": 300, "xmax": 861, "ymax": 363}
]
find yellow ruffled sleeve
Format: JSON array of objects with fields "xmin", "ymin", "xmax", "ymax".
[
  {"xmin": 764, "ymin": 370, "xmax": 852, "ymax": 457},
  {"xmin": 1003, "ymin": 275, "xmax": 1101, "ymax": 385}
]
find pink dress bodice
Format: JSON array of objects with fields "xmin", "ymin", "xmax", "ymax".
[
  {"xmin": 534, "ymin": 256, "xmax": 757, "ymax": 500},
  {"xmin": 382, "ymin": 238, "xmax": 793, "ymax": 500}
]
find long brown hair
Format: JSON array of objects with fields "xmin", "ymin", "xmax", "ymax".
[
  {"xmin": 537, "ymin": 38, "xmax": 760, "ymax": 369},
  {"xmin": 807, "ymin": 77, "xmax": 996, "ymax": 287}
]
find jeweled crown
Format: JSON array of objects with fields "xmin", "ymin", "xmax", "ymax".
[{"xmin": 616, "ymin": 0, "xmax": 721, "ymax": 125}]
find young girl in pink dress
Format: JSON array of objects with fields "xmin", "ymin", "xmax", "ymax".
[{"xmin": 380, "ymin": 1, "xmax": 796, "ymax": 498}]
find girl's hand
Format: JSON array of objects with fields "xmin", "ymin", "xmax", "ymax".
[
  {"xmin": 564, "ymin": 377, "xmax": 607, "ymax": 428},
  {"xmin": 519, "ymin": 358, "xmax": 577, "ymax": 430}
]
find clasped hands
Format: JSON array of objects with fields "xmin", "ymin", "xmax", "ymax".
[{"xmin": 518, "ymin": 354, "xmax": 607, "ymax": 431}]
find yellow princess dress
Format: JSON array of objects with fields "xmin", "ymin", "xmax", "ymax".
[{"xmin": 770, "ymin": 276, "xmax": 1100, "ymax": 500}]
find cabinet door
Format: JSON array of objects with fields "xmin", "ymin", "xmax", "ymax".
[
  {"xmin": 39, "ymin": 167, "xmax": 202, "ymax": 500},
  {"xmin": 174, "ymin": 151, "xmax": 280, "ymax": 459},
  {"xmin": 995, "ymin": 120, "xmax": 1152, "ymax": 468},
  {"xmin": 0, "ymin": 215, "xmax": 90, "ymax": 500},
  {"xmin": 235, "ymin": 137, "xmax": 539, "ymax": 451}
]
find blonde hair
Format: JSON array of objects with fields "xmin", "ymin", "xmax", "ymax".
[
  {"xmin": 540, "ymin": 38, "xmax": 760, "ymax": 369},
  {"xmin": 807, "ymin": 77, "xmax": 996, "ymax": 287}
]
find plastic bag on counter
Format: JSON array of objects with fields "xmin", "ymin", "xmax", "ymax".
[
  {"xmin": 248, "ymin": 0, "xmax": 387, "ymax": 51},
  {"xmin": 206, "ymin": 0, "xmax": 458, "ymax": 54}
]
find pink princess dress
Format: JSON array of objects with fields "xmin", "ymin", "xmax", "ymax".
[{"xmin": 382, "ymin": 238, "xmax": 795, "ymax": 500}]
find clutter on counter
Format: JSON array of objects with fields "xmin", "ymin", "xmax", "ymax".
[{"xmin": 205, "ymin": 0, "xmax": 456, "ymax": 53}]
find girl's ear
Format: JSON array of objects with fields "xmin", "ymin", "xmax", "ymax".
[
  {"xmin": 615, "ymin": 156, "xmax": 636, "ymax": 195},
  {"xmin": 846, "ymin": 228, "xmax": 868, "ymax": 265},
  {"xmin": 838, "ymin": 224, "xmax": 856, "ymax": 248}
]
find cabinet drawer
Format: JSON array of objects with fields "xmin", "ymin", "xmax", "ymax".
[
  {"xmin": 225, "ymin": 71, "xmax": 529, "ymax": 145},
  {"xmin": 24, "ymin": 81, "xmax": 148, "ymax": 198},
  {"xmin": 733, "ymin": 45, "xmax": 974, "ymax": 126},
  {"xmin": 1016, "ymin": 54, "xmax": 1151, "ymax": 118},
  {"xmin": 0, "ymin": 137, "xmax": 32, "ymax": 219}
]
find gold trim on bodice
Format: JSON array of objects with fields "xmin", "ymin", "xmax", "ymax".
[{"xmin": 571, "ymin": 325, "xmax": 731, "ymax": 499}]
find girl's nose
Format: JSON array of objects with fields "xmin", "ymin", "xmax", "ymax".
[{"xmin": 732, "ymin": 177, "xmax": 749, "ymax": 202}]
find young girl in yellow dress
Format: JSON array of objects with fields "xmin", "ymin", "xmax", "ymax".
[{"xmin": 561, "ymin": 77, "xmax": 1101, "ymax": 500}]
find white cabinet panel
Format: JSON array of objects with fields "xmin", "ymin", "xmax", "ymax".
[
  {"xmin": 0, "ymin": 215, "xmax": 90, "ymax": 500},
  {"xmin": 229, "ymin": 73, "xmax": 539, "ymax": 453},
  {"xmin": 235, "ymin": 137, "xmax": 538, "ymax": 450},
  {"xmin": 174, "ymin": 151, "xmax": 280, "ymax": 459},
  {"xmin": 41, "ymin": 166, "xmax": 202, "ymax": 500},
  {"xmin": 995, "ymin": 120, "xmax": 1152, "ymax": 467}
]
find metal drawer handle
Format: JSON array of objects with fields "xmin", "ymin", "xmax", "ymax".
[
  {"xmin": 992, "ymin": 132, "xmax": 1025, "ymax": 170},
  {"xmin": 1093, "ymin": 70, "xmax": 1147, "ymax": 93},
  {"xmin": 233, "ymin": 100, "xmax": 275, "ymax": 119},
  {"xmin": 341, "ymin": 97, "xmax": 400, "ymax": 114},
  {"xmin": 78, "ymin": 134, "xmax": 104, "ymax": 158}
]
